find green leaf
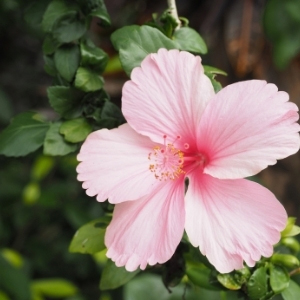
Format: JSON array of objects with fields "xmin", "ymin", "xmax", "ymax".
[
  {"xmin": 111, "ymin": 25, "xmax": 176, "ymax": 76},
  {"xmin": 69, "ymin": 217, "xmax": 110, "ymax": 254},
  {"xmin": 80, "ymin": 41, "xmax": 108, "ymax": 72},
  {"xmin": 217, "ymin": 268, "xmax": 251, "ymax": 291},
  {"xmin": 31, "ymin": 279, "xmax": 78, "ymax": 298},
  {"xmin": 204, "ymin": 65, "xmax": 227, "ymax": 76},
  {"xmin": 247, "ymin": 267, "xmax": 268, "ymax": 300},
  {"xmin": 186, "ymin": 267, "xmax": 221, "ymax": 291},
  {"xmin": 42, "ymin": 34, "xmax": 61, "ymax": 55},
  {"xmin": 124, "ymin": 273, "xmax": 229, "ymax": 300},
  {"xmin": 270, "ymin": 265, "xmax": 290, "ymax": 294},
  {"xmin": 47, "ymin": 86, "xmax": 84, "ymax": 119},
  {"xmin": 0, "ymin": 249, "xmax": 23, "ymax": 268},
  {"xmin": 282, "ymin": 280, "xmax": 300, "ymax": 300},
  {"xmin": 0, "ymin": 290, "xmax": 9, "ymax": 300},
  {"xmin": 54, "ymin": 44, "xmax": 80, "ymax": 82},
  {"xmin": 283, "ymin": 225, "xmax": 300, "ymax": 238},
  {"xmin": 44, "ymin": 55, "xmax": 57, "ymax": 76},
  {"xmin": 75, "ymin": 67, "xmax": 104, "ymax": 92},
  {"xmin": 205, "ymin": 72, "xmax": 222, "ymax": 93},
  {"xmin": 100, "ymin": 259, "xmax": 140, "ymax": 290},
  {"xmin": 52, "ymin": 11, "xmax": 86, "ymax": 43},
  {"xmin": 43, "ymin": 122, "xmax": 77, "ymax": 156},
  {"xmin": 24, "ymin": 1, "xmax": 50, "ymax": 29},
  {"xmin": 173, "ymin": 27, "xmax": 207, "ymax": 54},
  {"xmin": 88, "ymin": 0, "xmax": 111, "ymax": 26},
  {"xmin": 0, "ymin": 255, "xmax": 31, "ymax": 300},
  {"xmin": 60, "ymin": 118, "xmax": 92, "ymax": 143},
  {"xmin": 42, "ymin": 0, "xmax": 76, "ymax": 32},
  {"xmin": 97, "ymin": 100, "xmax": 125, "ymax": 129},
  {"xmin": 0, "ymin": 112, "xmax": 49, "ymax": 157}
]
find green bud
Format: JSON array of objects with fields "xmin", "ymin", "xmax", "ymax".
[
  {"xmin": 271, "ymin": 253, "xmax": 300, "ymax": 268},
  {"xmin": 281, "ymin": 237, "xmax": 300, "ymax": 253}
]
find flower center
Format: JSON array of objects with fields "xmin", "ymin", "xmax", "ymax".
[{"xmin": 148, "ymin": 135, "xmax": 185, "ymax": 181}]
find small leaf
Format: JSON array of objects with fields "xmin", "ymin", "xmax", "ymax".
[
  {"xmin": 60, "ymin": 118, "xmax": 92, "ymax": 143},
  {"xmin": 100, "ymin": 259, "xmax": 139, "ymax": 290},
  {"xmin": 52, "ymin": 11, "xmax": 86, "ymax": 43},
  {"xmin": 47, "ymin": 86, "xmax": 84, "ymax": 119},
  {"xmin": 24, "ymin": 1, "xmax": 49, "ymax": 29},
  {"xmin": 43, "ymin": 122, "xmax": 77, "ymax": 156},
  {"xmin": 281, "ymin": 217, "xmax": 297, "ymax": 237},
  {"xmin": 111, "ymin": 25, "xmax": 175, "ymax": 76},
  {"xmin": 75, "ymin": 67, "xmax": 104, "ymax": 92},
  {"xmin": 42, "ymin": 0, "xmax": 75, "ymax": 32},
  {"xmin": 173, "ymin": 27, "xmax": 207, "ymax": 54},
  {"xmin": 282, "ymin": 280, "xmax": 300, "ymax": 300},
  {"xmin": 80, "ymin": 41, "xmax": 108, "ymax": 72},
  {"xmin": 97, "ymin": 100, "xmax": 125, "ymax": 129},
  {"xmin": 54, "ymin": 45, "xmax": 80, "ymax": 82},
  {"xmin": 205, "ymin": 72, "xmax": 223, "ymax": 93},
  {"xmin": 269, "ymin": 265, "xmax": 289, "ymax": 294},
  {"xmin": 31, "ymin": 279, "xmax": 78, "ymax": 298},
  {"xmin": 247, "ymin": 267, "xmax": 268, "ymax": 300},
  {"xmin": 1, "ymin": 249, "xmax": 23, "ymax": 269},
  {"xmin": 204, "ymin": 65, "xmax": 228, "ymax": 76},
  {"xmin": 0, "ymin": 255, "xmax": 31, "ymax": 300},
  {"xmin": 186, "ymin": 267, "xmax": 221, "ymax": 291},
  {"xmin": 0, "ymin": 112, "xmax": 49, "ymax": 157},
  {"xmin": 69, "ymin": 217, "xmax": 110, "ymax": 254},
  {"xmin": 43, "ymin": 34, "xmax": 61, "ymax": 55},
  {"xmin": 88, "ymin": 1, "xmax": 111, "ymax": 26}
]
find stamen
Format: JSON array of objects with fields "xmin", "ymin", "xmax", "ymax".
[{"xmin": 148, "ymin": 136, "xmax": 185, "ymax": 181}]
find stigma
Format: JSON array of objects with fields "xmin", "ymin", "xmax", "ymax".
[{"xmin": 148, "ymin": 136, "xmax": 185, "ymax": 181}]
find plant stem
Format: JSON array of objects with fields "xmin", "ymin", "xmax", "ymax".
[
  {"xmin": 167, "ymin": 0, "xmax": 181, "ymax": 29},
  {"xmin": 289, "ymin": 267, "xmax": 300, "ymax": 277}
]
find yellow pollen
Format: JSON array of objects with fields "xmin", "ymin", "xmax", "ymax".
[{"xmin": 148, "ymin": 143, "xmax": 185, "ymax": 181}]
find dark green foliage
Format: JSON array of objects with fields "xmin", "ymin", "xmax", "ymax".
[
  {"xmin": 0, "ymin": 112, "xmax": 49, "ymax": 157},
  {"xmin": 264, "ymin": 0, "xmax": 300, "ymax": 69}
]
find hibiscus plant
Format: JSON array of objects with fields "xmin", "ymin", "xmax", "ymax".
[{"xmin": 1, "ymin": 0, "xmax": 300, "ymax": 299}]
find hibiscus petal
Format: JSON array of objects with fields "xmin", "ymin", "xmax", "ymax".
[
  {"xmin": 197, "ymin": 80, "xmax": 300, "ymax": 179},
  {"xmin": 105, "ymin": 178, "xmax": 185, "ymax": 271},
  {"xmin": 77, "ymin": 123, "xmax": 157, "ymax": 203},
  {"xmin": 122, "ymin": 49, "xmax": 215, "ymax": 148},
  {"xmin": 185, "ymin": 173, "xmax": 287, "ymax": 273}
]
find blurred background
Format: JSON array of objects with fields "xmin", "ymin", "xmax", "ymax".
[{"xmin": 1, "ymin": 0, "xmax": 300, "ymax": 299}]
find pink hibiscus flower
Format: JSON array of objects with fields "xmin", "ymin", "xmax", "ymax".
[{"xmin": 77, "ymin": 49, "xmax": 300, "ymax": 273}]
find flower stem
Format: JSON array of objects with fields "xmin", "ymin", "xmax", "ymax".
[{"xmin": 167, "ymin": 0, "xmax": 181, "ymax": 29}]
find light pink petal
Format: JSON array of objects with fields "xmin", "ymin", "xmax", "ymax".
[
  {"xmin": 185, "ymin": 173, "xmax": 287, "ymax": 273},
  {"xmin": 77, "ymin": 123, "xmax": 157, "ymax": 203},
  {"xmin": 122, "ymin": 49, "xmax": 215, "ymax": 149},
  {"xmin": 197, "ymin": 80, "xmax": 300, "ymax": 179},
  {"xmin": 105, "ymin": 178, "xmax": 185, "ymax": 271}
]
